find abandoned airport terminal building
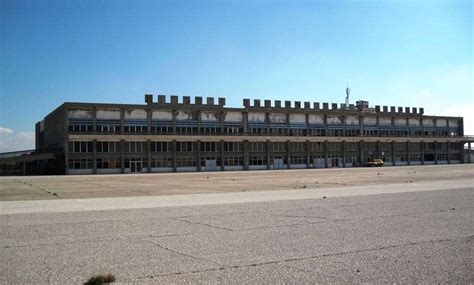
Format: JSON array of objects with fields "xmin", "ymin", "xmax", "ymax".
[{"xmin": 2, "ymin": 93, "xmax": 473, "ymax": 175}]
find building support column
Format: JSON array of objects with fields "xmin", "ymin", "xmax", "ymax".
[
  {"xmin": 376, "ymin": 140, "xmax": 380, "ymax": 159},
  {"xmin": 342, "ymin": 141, "xmax": 346, "ymax": 168},
  {"xmin": 287, "ymin": 140, "xmax": 291, "ymax": 169},
  {"xmin": 447, "ymin": 141, "xmax": 451, "ymax": 164},
  {"xmin": 421, "ymin": 141, "xmax": 425, "ymax": 165},
  {"xmin": 324, "ymin": 140, "xmax": 328, "ymax": 168},
  {"xmin": 197, "ymin": 140, "xmax": 201, "ymax": 172},
  {"xmin": 468, "ymin": 142, "xmax": 472, "ymax": 163},
  {"xmin": 359, "ymin": 140, "xmax": 364, "ymax": 167},
  {"xmin": 220, "ymin": 140, "xmax": 225, "ymax": 171},
  {"xmin": 266, "ymin": 140, "xmax": 271, "ymax": 170},
  {"xmin": 120, "ymin": 139, "xmax": 125, "ymax": 174},
  {"xmin": 22, "ymin": 160, "xmax": 26, "ymax": 176},
  {"xmin": 434, "ymin": 141, "xmax": 438, "ymax": 165},
  {"xmin": 172, "ymin": 140, "xmax": 177, "ymax": 172},
  {"xmin": 306, "ymin": 140, "xmax": 310, "ymax": 169},
  {"xmin": 242, "ymin": 140, "xmax": 249, "ymax": 170},
  {"xmin": 391, "ymin": 141, "xmax": 395, "ymax": 166},
  {"xmin": 406, "ymin": 141, "xmax": 411, "ymax": 166},
  {"xmin": 147, "ymin": 140, "xmax": 151, "ymax": 173},
  {"xmin": 92, "ymin": 140, "xmax": 97, "ymax": 174}
]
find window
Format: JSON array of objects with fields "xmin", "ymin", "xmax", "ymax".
[
  {"xmin": 201, "ymin": 142, "xmax": 219, "ymax": 152},
  {"xmin": 290, "ymin": 155, "xmax": 306, "ymax": 165},
  {"xmin": 97, "ymin": 142, "xmax": 118, "ymax": 153},
  {"xmin": 150, "ymin": 157, "xmax": 173, "ymax": 168},
  {"xmin": 176, "ymin": 142, "xmax": 195, "ymax": 152},
  {"xmin": 176, "ymin": 157, "xmax": 197, "ymax": 167},
  {"xmin": 224, "ymin": 142, "xmax": 241, "ymax": 152},
  {"xmin": 69, "ymin": 142, "xmax": 93, "ymax": 153},
  {"xmin": 249, "ymin": 142, "xmax": 265, "ymax": 152},
  {"xmin": 124, "ymin": 142, "xmax": 145, "ymax": 153},
  {"xmin": 224, "ymin": 156, "xmax": 243, "ymax": 166},
  {"xmin": 68, "ymin": 159, "xmax": 93, "ymax": 169},
  {"xmin": 97, "ymin": 158, "xmax": 121, "ymax": 169},
  {"xmin": 271, "ymin": 142, "xmax": 286, "ymax": 152},
  {"xmin": 151, "ymin": 142, "xmax": 170, "ymax": 152},
  {"xmin": 290, "ymin": 142, "xmax": 305, "ymax": 152},
  {"xmin": 249, "ymin": 155, "xmax": 267, "ymax": 165}
]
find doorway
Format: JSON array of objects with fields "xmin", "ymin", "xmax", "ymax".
[{"xmin": 130, "ymin": 159, "xmax": 142, "ymax": 173}]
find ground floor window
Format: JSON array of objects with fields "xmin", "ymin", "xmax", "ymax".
[
  {"xmin": 290, "ymin": 155, "xmax": 306, "ymax": 165},
  {"xmin": 224, "ymin": 156, "xmax": 243, "ymax": 166},
  {"xmin": 150, "ymin": 157, "xmax": 173, "ymax": 168},
  {"xmin": 177, "ymin": 157, "xmax": 197, "ymax": 167},
  {"xmin": 68, "ymin": 158, "xmax": 93, "ymax": 169},
  {"xmin": 249, "ymin": 155, "xmax": 267, "ymax": 166},
  {"xmin": 97, "ymin": 158, "xmax": 121, "ymax": 169}
]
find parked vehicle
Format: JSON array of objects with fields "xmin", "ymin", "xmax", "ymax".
[{"xmin": 366, "ymin": 159, "xmax": 384, "ymax": 167}]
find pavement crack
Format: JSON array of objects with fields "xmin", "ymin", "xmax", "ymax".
[{"xmin": 174, "ymin": 218, "xmax": 235, "ymax": 232}]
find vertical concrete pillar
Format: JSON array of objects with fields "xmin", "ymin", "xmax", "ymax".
[
  {"xmin": 120, "ymin": 108, "xmax": 125, "ymax": 135},
  {"xmin": 92, "ymin": 140, "xmax": 97, "ymax": 174},
  {"xmin": 359, "ymin": 140, "xmax": 364, "ymax": 166},
  {"xmin": 342, "ymin": 115, "xmax": 346, "ymax": 137},
  {"xmin": 468, "ymin": 142, "xmax": 472, "ymax": 163},
  {"xmin": 434, "ymin": 141, "xmax": 438, "ymax": 164},
  {"xmin": 243, "ymin": 140, "xmax": 249, "ymax": 170},
  {"xmin": 92, "ymin": 107, "xmax": 97, "ymax": 133},
  {"xmin": 406, "ymin": 141, "xmax": 411, "ymax": 166},
  {"xmin": 286, "ymin": 113, "xmax": 290, "ymax": 136},
  {"xmin": 391, "ymin": 141, "xmax": 395, "ymax": 166},
  {"xmin": 447, "ymin": 141, "xmax": 451, "ymax": 164},
  {"xmin": 242, "ymin": 111, "xmax": 248, "ymax": 134},
  {"xmin": 172, "ymin": 110, "xmax": 177, "ymax": 135},
  {"xmin": 324, "ymin": 114, "xmax": 328, "ymax": 136},
  {"xmin": 220, "ymin": 140, "xmax": 225, "ymax": 171},
  {"xmin": 147, "ymin": 108, "xmax": 152, "ymax": 134},
  {"xmin": 376, "ymin": 140, "xmax": 381, "ymax": 159},
  {"xmin": 359, "ymin": 115, "xmax": 364, "ymax": 136},
  {"xmin": 196, "ymin": 110, "xmax": 201, "ymax": 135},
  {"xmin": 172, "ymin": 140, "xmax": 177, "ymax": 172},
  {"xmin": 64, "ymin": 108, "xmax": 70, "ymax": 175},
  {"xmin": 266, "ymin": 140, "xmax": 271, "ymax": 170},
  {"xmin": 324, "ymin": 140, "xmax": 329, "ymax": 168},
  {"xmin": 305, "ymin": 113, "xmax": 310, "ymax": 137},
  {"xmin": 147, "ymin": 140, "xmax": 151, "ymax": 173},
  {"xmin": 220, "ymin": 111, "xmax": 225, "ymax": 135},
  {"xmin": 197, "ymin": 140, "xmax": 201, "ymax": 172},
  {"xmin": 342, "ymin": 141, "xmax": 346, "ymax": 168},
  {"xmin": 421, "ymin": 141, "xmax": 425, "ymax": 165},
  {"xmin": 120, "ymin": 139, "xmax": 125, "ymax": 174},
  {"xmin": 306, "ymin": 140, "xmax": 310, "ymax": 168},
  {"xmin": 286, "ymin": 140, "xmax": 291, "ymax": 169},
  {"xmin": 22, "ymin": 160, "xmax": 26, "ymax": 176},
  {"xmin": 265, "ymin": 112, "xmax": 270, "ymax": 135}
]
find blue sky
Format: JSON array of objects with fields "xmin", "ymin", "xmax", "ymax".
[{"xmin": 0, "ymin": 0, "xmax": 472, "ymax": 151}]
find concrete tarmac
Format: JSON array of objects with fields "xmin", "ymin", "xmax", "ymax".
[{"xmin": 1, "ymin": 175, "xmax": 473, "ymax": 283}]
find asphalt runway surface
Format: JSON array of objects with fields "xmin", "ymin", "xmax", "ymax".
[{"xmin": 1, "ymin": 177, "xmax": 473, "ymax": 283}]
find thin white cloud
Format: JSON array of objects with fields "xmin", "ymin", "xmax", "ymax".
[{"xmin": 0, "ymin": 127, "xmax": 35, "ymax": 152}]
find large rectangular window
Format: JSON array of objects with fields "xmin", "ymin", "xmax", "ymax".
[
  {"xmin": 96, "ymin": 158, "xmax": 121, "ymax": 169},
  {"xmin": 68, "ymin": 158, "xmax": 93, "ymax": 169},
  {"xmin": 97, "ymin": 141, "xmax": 119, "ymax": 153},
  {"xmin": 151, "ymin": 142, "xmax": 171, "ymax": 152},
  {"xmin": 69, "ymin": 142, "xmax": 93, "ymax": 153}
]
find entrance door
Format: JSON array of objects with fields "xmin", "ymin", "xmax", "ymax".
[
  {"xmin": 130, "ymin": 159, "xmax": 143, "ymax": 173},
  {"xmin": 205, "ymin": 159, "xmax": 217, "ymax": 171}
]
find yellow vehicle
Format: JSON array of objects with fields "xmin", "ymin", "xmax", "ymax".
[{"xmin": 366, "ymin": 159, "xmax": 384, "ymax": 167}]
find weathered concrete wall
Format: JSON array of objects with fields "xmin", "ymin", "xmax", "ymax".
[
  {"xmin": 68, "ymin": 109, "xmax": 93, "ymax": 119},
  {"xmin": 125, "ymin": 109, "xmax": 147, "ymax": 120},
  {"xmin": 345, "ymin": 115, "xmax": 359, "ymax": 125},
  {"xmin": 409, "ymin": 118, "xmax": 420, "ymax": 126},
  {"xmin": 269, "ymin": 113, "xmax": 286, "ymax": 123},
  {"xmin": 97, "ymin": 110, "xmax": 121, "ymax": 120},
  {"xmin": 395, "ymin": 118, "xmax": 407, "ymax": 126},
  {"xmin": 289, "ymin": 114, "xmax": 306, "ymax": 123},
  {"xmin": 201, "ymin": 111, "xmax": 220, "ymax": 122},
  {"xmin": 363, "ymin": 116, "xmax": 377, "ymax": 125},
  {"xmin": 224, "ymin": 111, "xmax": 243, "ymax": 122},
  {"xmin": 176, "ymin": 110, "xmax": 196, "ymax": 121},
  {"xmin": 248, "ymin": 112, "xmax": 266, "ymax": 123},
  {"xmin": 327, "ymin": 115, "xmax": 342, "ymax": 125},
  {"xmin": 152, "ymin": 110, "xmax": 173, "ymax": 121},
  {"xmin": 423, "ymin": 118, "xmax": 434, "ymax": 127},
  {"xmin": 308, "ymin": 114, "xmax": 324, "ymax": 124},
  {"xmin": 379, "ymin": 117, "xmax": 392, "ymax": 125},
  {"xmin": 437, "ymin": 119, "xmax": 447, "ymax": 127}
]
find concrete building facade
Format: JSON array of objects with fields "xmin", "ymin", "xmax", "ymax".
[{"xmin": 34, "ymin": 94, "xmax": 473, "ymax": 175}]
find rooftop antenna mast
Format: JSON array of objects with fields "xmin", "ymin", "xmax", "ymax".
[{"xmin": 345, "ymin": 83, "xmax": 350, "ymax": 109}]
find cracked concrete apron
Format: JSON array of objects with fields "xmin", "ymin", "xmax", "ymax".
[{"xmin": 1, "ymin": 179, "xmax": 473, "ymax": 283}]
